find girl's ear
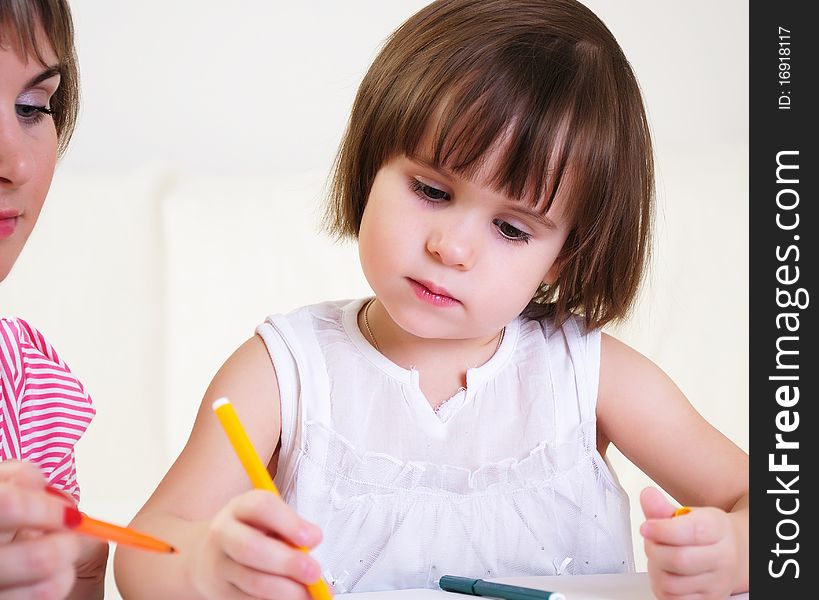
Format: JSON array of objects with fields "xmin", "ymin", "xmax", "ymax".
[{"xmin": 543, "ymin": 255, "xmax": 564, "ymax": 285}]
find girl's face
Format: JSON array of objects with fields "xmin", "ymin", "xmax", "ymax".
[
  {"xmin": 0, "ymin": 24, "xmax": 60, "ymax": 282},
  {"xmin": 358, "ymin": 150, "xmax": 572, "ymax": 342}
]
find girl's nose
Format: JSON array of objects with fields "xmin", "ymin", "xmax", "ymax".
[
  {"xmin": 426, "ymin": 226, "xmax": 476, "ymax": 270},
  {"xmin": 0, "ymin": 121, "xmax": 33, "ymax": 187}
]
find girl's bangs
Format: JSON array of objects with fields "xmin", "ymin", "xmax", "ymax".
[{"xmin": 399, "ymin": 58, "xmax": 592, "ymax": 219}]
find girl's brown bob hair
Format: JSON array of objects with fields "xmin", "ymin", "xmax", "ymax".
[
  {"xmin": 0, "ymin": 0, "xmax": 79, "ymax": 156},
  {"xmin": 326, "ymin": 0, "xmax": 654, "ymax": 330}
]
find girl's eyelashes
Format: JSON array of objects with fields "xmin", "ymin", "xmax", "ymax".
[
  {"xmin": 15, "ymin": 104, "xmax": 55, "ymax": 126},
  {"xmin": 409, "ymin": 177, "xmax": 533, "ymax": 244},
  {"xmin": 410, "ymin": 178, "xmax": 450, "ymax": 203},
  {"xmin": 493, "ymin": 219, "xmax": 531, "ymax": 244}
]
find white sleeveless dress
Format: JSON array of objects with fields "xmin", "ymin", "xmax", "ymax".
[{"xmin": 256, "ymin": 298, "xmax": 633, "ymax": 593}]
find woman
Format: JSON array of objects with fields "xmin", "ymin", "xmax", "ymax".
[{"xmin": 1, "ymin": 1, "xmax": 107, "ymax": 598}]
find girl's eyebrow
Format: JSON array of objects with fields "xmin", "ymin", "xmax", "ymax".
[
  {"xmin": 507, "ymin": 204, "xmax": 558, "ymax": 230},
  {"xmin": 25, "ymin": 66, "xmax": 61, "ymax": 88},
  {"xmin": 411, "ymin": 156, "xmax": 455, "ymax": 180}
]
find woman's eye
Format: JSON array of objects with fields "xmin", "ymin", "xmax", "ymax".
[
  {"xmin": 494, "ymin": 219, "xmax": 531, "ymax": 243},
  {"xmin": 15, "ymin": 103, "xmax": 54, "ymax": 124},
  {"xmin": 411, "ymin": 179, "xmax": 450, "ymax": 202}
]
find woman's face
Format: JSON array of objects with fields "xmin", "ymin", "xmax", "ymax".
[{"xmin": 0, "ymin": 23, "xmax": 60, "ymax": 282}]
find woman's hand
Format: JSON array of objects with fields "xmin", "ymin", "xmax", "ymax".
[
  {"xmin": 67, "ymin": 535, "xmax": 109, "ymax": 600},
  {"xmin": 0, "ymin": 461, "xmax": 83, "ymax": 599},
  {"xmin": 186, "ymin": 489, "xmax": 325, "ymax": 600},
  {"xmin": 640, "ymin": 487, "xmax": 742, "ymax": 600}
]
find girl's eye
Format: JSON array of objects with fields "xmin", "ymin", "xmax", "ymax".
[
  {"xmin": 15, "ymin": 103, "xmax": 55, "ymax": 125},
  {"xmin": 410, "ymin": 179, "xmax": 450, "ymax": 202},
  {"xmin": 493, "ymin": 219, "xmax": 531, "ymax": 244}
]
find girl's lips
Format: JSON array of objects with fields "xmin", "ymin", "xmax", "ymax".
[{"xmin": 408, "ymin": 278, "xmax": 460, "ymax": 307}]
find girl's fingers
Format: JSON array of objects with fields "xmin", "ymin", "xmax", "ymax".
[
  {"xmin": 231, "ymin": 490, "xmax": 322, "ymax": 550},
  {"xmin": 201, "ymin": 490, "xmax": 327, "ymax": 598},
  {"xmin": 222, "ymin": 560, "xmax": 313, "ymax": 600},
  {"xmin": 644, "ymin": 538, "xmax": 717, "ymax": 576},
  {"xmin": 641, "ymin": 508, "xmax": 723, "ymax": 547},
  {"xmin": 648, "ymin": 567, "xmax": 719, "ymax": 599},
  {"xmin": 219, "ymin": 518, "xmax": 322, "ymax": 585},
  {"xmin": 0, "ymin": 532, "xmax": 79, "ymax": 586},
  {"xmin": 639, "ymin": 487, "xmax": 676, "ymax": 520}
]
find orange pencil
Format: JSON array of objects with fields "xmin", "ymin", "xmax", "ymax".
[
  {"xmin": 673, "ymin": 506, "xmax": 692, "ymax": 517},
  {"xmin": 212, "ymin": 397, "xmax": 333, "ymax": 600},
  {"xmin": 45, "ymin": 487, "xmax": 175, "ymax": 553},
  {"xmin": 65, "ymin": 507, "xmax": 176, "ymax": 553}
]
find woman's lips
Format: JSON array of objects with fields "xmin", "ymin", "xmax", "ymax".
[
  {"xmin": 408, "ymin": 278, "xmax": 460, "ymax": 307},
  {"xmin": 0, "ymin": 215, "xmax": 19, "ymax": 239}
]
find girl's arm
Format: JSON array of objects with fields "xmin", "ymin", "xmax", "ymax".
[
  {"xmin": 597, "ymin": 333, "xmax": 748, "ymax": 598},
  {"xmin": 113, "ymin": 336, "xmax": 322, "ymax": 600}
]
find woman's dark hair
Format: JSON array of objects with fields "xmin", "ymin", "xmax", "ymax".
[{"xmin": 1, "ymin": 0, "xmax": 79, "ymax": 156}]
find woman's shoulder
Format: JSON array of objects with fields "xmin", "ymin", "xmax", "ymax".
[
  {"xmin": 0, "ymin": 317, "xmax": 59, "ymax": 365},
  {"xmin": 0, "ymin": 317, "xmax": 87, "ymax": 382},
  {"xmin": 0, "ymin": 317, "xmax": 94, "ymax": 465},
  {"xmin": 0, "ymin": 317, "xmax": 90, "ymax": 400},
  {"xmin": 1, "ymin": 316, "xmax": 35, "ymax": 344}
]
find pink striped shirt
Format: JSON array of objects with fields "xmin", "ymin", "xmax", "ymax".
[{"xmin": 0, "ymin": 318, "xmax": 95, "ymax": 503}]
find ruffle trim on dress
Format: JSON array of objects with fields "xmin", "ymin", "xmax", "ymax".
[
  {"xmin": 300, "ymin": 419, "xmax": 605, "ymax": 500},
  {"xmin": 293, "ymin": 422, "xmax": 634, "ymax": 593}
]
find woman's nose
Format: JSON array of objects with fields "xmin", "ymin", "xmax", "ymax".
[{"xmin": 0, "ymin": 119, "xmax": 33, "ymax": 186}]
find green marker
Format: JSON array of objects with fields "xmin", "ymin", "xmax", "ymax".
[{"xmin": 439, "ymin": 575, "xmax": 566, "ymax": 600}]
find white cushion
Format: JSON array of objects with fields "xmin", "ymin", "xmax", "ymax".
[{"xmin": 160, "ymin": 170, "xmax": 371, "ymax": 458}]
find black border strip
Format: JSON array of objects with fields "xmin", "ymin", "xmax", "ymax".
[{"xmin": 750, "ymin": 1, "xmax": 816, "ymax": 594}]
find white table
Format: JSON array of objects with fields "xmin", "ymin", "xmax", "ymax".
[{"xmin": 337, "ymin": 572, "xmax": 750, "ymax": 600}]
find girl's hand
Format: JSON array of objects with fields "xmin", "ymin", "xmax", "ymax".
[
  {"xmin": 187, "ymin": 489, "xmax": 325, "ymax": 600},
  {"xmin": 639, "ymin": 487, "xmax": 741, "ymax": 600},
  {"xmin": 0, "ymin": 461, "xmax": 82, "ymax": 599}
]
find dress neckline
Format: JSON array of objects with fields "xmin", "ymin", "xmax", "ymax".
[{"xmin": 341, "ymin": 298, "xmax": 519, "ymax": 395}]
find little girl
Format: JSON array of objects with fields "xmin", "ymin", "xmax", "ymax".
[
  {"xmin": 1, "ymin": 0, "xmax": 108, "ymax": 597},
  {"xmin": 115, "ymin": 1, "xmax": 749, "ymax": 599}
]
